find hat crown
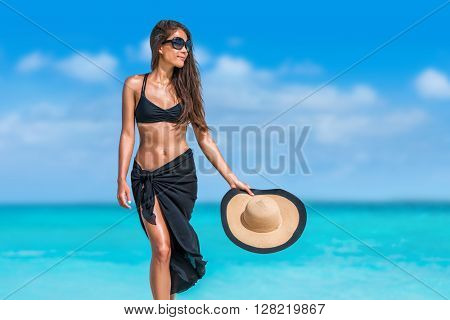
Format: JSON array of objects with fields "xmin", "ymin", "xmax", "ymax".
[{"xmin": 241, "ymin": 196, "xmax": 282, "ymax": 233}]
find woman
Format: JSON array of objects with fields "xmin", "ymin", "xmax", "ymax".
[{"xmin": 116, "ymin": 20, "xmax": 254, "ymax": 300}]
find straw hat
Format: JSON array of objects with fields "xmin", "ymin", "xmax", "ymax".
[{"xmin": 220, "ymin": 188, "xmax": 307, "ymax": 254}]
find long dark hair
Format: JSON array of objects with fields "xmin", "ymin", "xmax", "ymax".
[{"xmin": 149, "ymin": 20, "xmax": 210, "ymax": 133}]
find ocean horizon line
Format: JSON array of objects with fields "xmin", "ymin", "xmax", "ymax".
[{"xmin": 2, "ymin": 199, "xmax": 450, "ymax": 207}]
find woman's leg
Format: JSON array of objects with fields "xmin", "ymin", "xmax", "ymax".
[{"xmin": 139, "ymin": 193, "xmax": 173, "ymax": 300}]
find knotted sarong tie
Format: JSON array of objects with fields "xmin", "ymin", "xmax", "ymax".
[{"xmin": 138, "ymin": 171, "xmax": 157, "ymax": 225}]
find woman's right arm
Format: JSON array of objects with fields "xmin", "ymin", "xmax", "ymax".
[{"xmin": 117, "ymin": 76, "xmax": 138, "ymax": 209}]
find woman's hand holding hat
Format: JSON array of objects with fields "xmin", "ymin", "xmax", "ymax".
[{"xmin": 227, "ymin": 173, "xmax": 254, "ymax": 196}]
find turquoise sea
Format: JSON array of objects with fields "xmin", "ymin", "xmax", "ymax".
[{"xmin": 1, "ymin": 201, "xmax": 449, "ymax": 300}]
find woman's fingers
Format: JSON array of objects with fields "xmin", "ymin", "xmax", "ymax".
[
  {"xmin": 118, "ymin": 191, "xmax": 131, "ymax": 209},
  {"xmin": 122, "ymin": 192, "xmax": 131, "ymax": 208},
  {"xmin": 246, "ymin": 185, "xmax": 255, "ymax": 196},
  {"xmin": 229, "ymin": 178, "xmax": 254, "ymax": 195},
  {"xmin": 117, "ymin": 182, "xmax": 132, "ymax": 209},
  {"xmin": 242, "ymin": 182, "xmax": 254, "ymax": 196},
  {"xmin": 126, "ymin": 190, "xmax": 132, "ymax": 207}
]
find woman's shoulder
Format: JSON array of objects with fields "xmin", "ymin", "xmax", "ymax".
[{"xmin": 123, "ymin": 73, "xmax": 148, "ymax": 93}]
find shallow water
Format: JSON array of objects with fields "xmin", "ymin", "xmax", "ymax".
[{"xmin": 1, "ymin": 201, "xmax": 449, "ymax": 299}]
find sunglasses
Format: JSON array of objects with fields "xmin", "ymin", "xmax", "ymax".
[{"xmin": 162, "ymin": 37, "xmax": 192, "ymax": 52}]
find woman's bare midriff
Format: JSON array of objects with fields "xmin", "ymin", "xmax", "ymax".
[{"xmin": 135, "ymin": 122, "xmax": 190, "ymax": 172}]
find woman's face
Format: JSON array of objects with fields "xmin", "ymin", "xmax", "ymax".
[{"xmin": 159, "ymin": 29, "xmax": 189, "ymax": 68}]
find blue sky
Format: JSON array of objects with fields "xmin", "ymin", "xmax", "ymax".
[{"xmin": 1, "ymin": 0, "xmax": 449, "ymax": 202}]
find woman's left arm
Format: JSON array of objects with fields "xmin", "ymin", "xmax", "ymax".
[{"xmin": 193, "ymin": 124, "xmax": 254, "ymax": 196}]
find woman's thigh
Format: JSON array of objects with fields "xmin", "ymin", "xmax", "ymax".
[{"xmin": 139, "ymin": 193, "xmax": 171, "ymax": 255}]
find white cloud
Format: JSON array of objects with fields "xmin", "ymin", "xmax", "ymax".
[
  {"xmin": 15, "ymin": 50, "xmax": 118, "ymax": 83},
  {"xmin": 193, "ymin": 45, "xmax": 213, "ymax": 66},
  {"xmin": 16, "ymin": 51, "xmax": 50, "ymax": 72},
  {"xmin": 415, "ymin": 68, "xmax": 450, "ymax": 99},
  {"xmin": 202, "ymin": 55, "xmax": 378, "ymax": 111},
  {"xmin": 213, "ymin": 55, "xmax": 253, "ymax": 76},
  {"xmin": 0, "ymin": 102, "xmax": 117, "ymax": 147},
  {"xmin": 299, "ymin": 108, "xmax": 428, "ymax": 144},
  {"xmin": 277, "ymin": 83, "xmax": 378, "ymax": 110},
  {"xmin": 54, "ymin": 51, "xmax": 118, "ymax": 82},
  {"xmin": 125, "ymin": 37, "xmax": 151, "ymax": 63}
]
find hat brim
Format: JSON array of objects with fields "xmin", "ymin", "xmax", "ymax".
[{"xmin": 220, "ymin": 188, "xmax": 307, "ymax": 254}]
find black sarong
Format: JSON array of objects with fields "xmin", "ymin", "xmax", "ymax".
[{"xmin": 130, "ymin": 148, "xmax": 207, "ymax": 295}]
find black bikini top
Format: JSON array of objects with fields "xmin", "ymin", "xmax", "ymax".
[{"xmin": 135, "ymin": 73, "xmax": 183, "ymax": 124}]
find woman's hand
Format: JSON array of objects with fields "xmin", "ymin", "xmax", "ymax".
[
  {"xmin": 228, "ymin": 174, "xmax": 255, "ymax": 196},
  {"xmin": 117, "ymin": 179, "xmax": 132, "ymax": 209}
]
